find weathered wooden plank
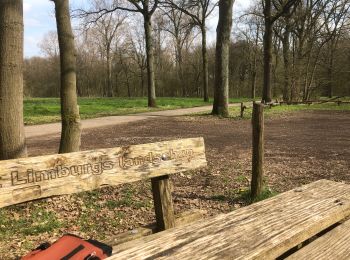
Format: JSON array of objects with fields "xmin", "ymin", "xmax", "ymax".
[
  {"xmin": 108, "ymin": 180, "xmax": 350, "ymax": 260},
  {"xmin": 0, "ymin": 138, "xmax": 206, "ymax": 208},
  {"xmin": 251, "ymin": 102, "xmax": 264, "ymax": 199},
  {"xmin": 151, "ymin": 175, "xmax": 176, "ymax": 231},
  {"xmin": 287, "ymin": 219, "xmax": 350, "ymax": 260},
  {"xmin": 106, "ymin": 210, "xmax": 206, "ymax": 247}
]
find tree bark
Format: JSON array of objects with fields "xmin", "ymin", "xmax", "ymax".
[
  {"xmin": 0, "ymin": 0, "xmax": 27, "ymax": 159},
  {"xmin": 201, "ymin": 24, "xmax": 209, "ymax": 102},
  {"xmin": 144, "ymin": 14, "xmax": 157, "ymax": 107},
  {"xmin": 106, "ymin": 47, "xmax": 113, "ymax": 97},
  {"xmin": 327, "ymin": 48, "xmax": 335, "ymax": 98},
  {"xmin": 251, "ymin": 103, "xmax": 264, "ymax": 200},
  {"xmin": 176, "ymin": 39, "xmax": 186, "ymax": 97},
  {"xmin": 212, "ymin": 0, "xmax": 234, "ymax": 117},
  {"xmin": 262, "ymin": 0, "xmax": 273, "ymax": 103},
  {"xmin": 282, "ymin": 19, "xmax": 291, "ymax": 102},
  {"xmin": 53, "ymin": 0, "xmax": 81, "ymax": 153}
]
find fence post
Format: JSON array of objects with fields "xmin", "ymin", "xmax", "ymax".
[
  {"xmin": 251, "ymin": 102, "xmax": 264, "ymax": 200},
  {"xmin": 240, "ymin": 102, "xmax": 245, "ymax": 118}
]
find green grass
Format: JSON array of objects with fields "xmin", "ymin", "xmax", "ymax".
[
  {"xmin": 0, "ymin": 207, "xmax": 62, "ymax": 239},
  {"xmin": 24, "ymin": 97, "xmax": 254, "ymax": 125},
  {"xmin": 319, "ymin": 96, "xmax": 350, "ymax": 101},
  {"xmin": 238, "ymin": 187, "xmax": 279, "ymax": 204},
  {"xmin": 21, "ymin": 96, "xmax": 350, "ymax": 125},
  {"xmin": 225, "ymin": 102, "xmax": 350, "ymax": 120}
]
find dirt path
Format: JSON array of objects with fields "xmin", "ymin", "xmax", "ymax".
[
  {"xmin": 25, "ymin": 104, "xmax": 239, "ymax": 138},
  {"xmin": 27, "ymin": 110, "xmax": 350, "ymax": 189}
]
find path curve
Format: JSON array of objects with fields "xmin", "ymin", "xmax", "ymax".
[{"xmin": 25, "ymin": 104, "xmax": 240, "ymax": 138}]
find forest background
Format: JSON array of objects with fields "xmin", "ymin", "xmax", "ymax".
[{"xmin": 24, "ymin": 0, "xmax": 350, "ymax": 101}]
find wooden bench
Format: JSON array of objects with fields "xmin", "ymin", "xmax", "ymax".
[
  {"xmin": 0, "ymin": 138, "xmax": 207, "ymax": 246},
  {"xmin": 286, "ymin": 219, "xmax": 350, "ymax": 260},
  {"xmin": 108, "ymin": 179, "xmax": 350, "ymax": 259}
]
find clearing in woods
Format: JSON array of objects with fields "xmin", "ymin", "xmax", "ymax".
[{"xmin": 0, "ymin": 107, "xmax": 349, "ymax": 259}]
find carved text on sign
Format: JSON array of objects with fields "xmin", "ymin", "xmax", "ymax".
[{"xmin": 9, "ymin": 149, "xmax": 194, "ymax": 187}]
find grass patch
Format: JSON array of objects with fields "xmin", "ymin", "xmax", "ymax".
[
  {"xmin": 24, "ymin": 97, "xmax": 254, "ymax": 125},
  {"xmin": 0, "ymin": 207, "xmax": 62, "ymax": 239},
  {"xmin": 222, "ymin": 102, "xmax": 350, "ymax": 120},
  {"xmin": 238, "ymin": 187, "xmax": 278, "ymax": 204},
  {"xmin": 210, "ymin": 195, "xmax": 227, "ymax": 202},
  {"xmin": 235, "ymin": 175, "xmax": 248, "ymax": 184}
]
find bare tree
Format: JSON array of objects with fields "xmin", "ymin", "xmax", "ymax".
[
  {"xmin": 292, "ymin": 0, "xmax": 329, "ymax": 101},
  {"xmin": 38, "ymin": 31, "xmax": 61, "ymax": 96},
  {"xmin": 161, "ymin": 7, "xmax": 195, "ymax": 96},
  {"xmin": 162, "ymin": 0, "xmax": 218, "ymax": 102},
  {"xmin": 262, "ymin": 0, "xmax": 300, "ymax": 103},
  {"xmin": 79, "ymin": 0, "xmax": 159, "ymax": 107},
  {"xmin": 236, "ymin": 10, "xmax": 263, "ymax": 99},
  {"xmin": 289, "ymin": 0, "xmax": 350, "ymax": 100},
  {"xmin": 82, "ymin": 0, "xmax": 127, "ymax": 97},
  {"xmin": 322, "ymin": 0, "xmax": 350, "ymax": 98},
  {"xmin": 0, "ymin": 0, "xmax": 27, "ymax": 159},
  {"xmin": 212, "ymin": 0, "xmax": 235, "ymax": 117},
  {"xmin": 127, "ymin": 24, "xmax": 148, "ymax": 96},
  {"xmin": 53, "ymin": 0, "xmax": 82, "ymax": 153}
]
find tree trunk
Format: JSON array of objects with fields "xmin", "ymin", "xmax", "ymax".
[
  {"xmin": 251, "ymin": 24, "xmax": 259, "ymax": 100},
  {"xmin": 0, "ymin": 0, "xmax": 27, "ymax": 159},
  {"xmin": 327, "ymin": 49, "xmax": 335, "ymax": 98},
  {"xmin": 282, "ymin": 20, "xmax": 291, "ymax": 102},
  {"xmin": 115, "ymin": 69, "xmax": 119, "ymax": 96},
  {"xmin": 292, "ymin": 50, "xmax": 302, "ymax": 101},
  {"xmin": 144, "ymin": 14, "xmax": 157, "ymax": 107},
  {"xmin": 272, "ymin": 45, "xmax": 279, "ymax": 98},
  {"xmin": 201, "ymin": 24, "xmax": 209, "ymax": 102},
  {"xmin": 176, "ymin": 39, "xmax": 186, "ymax": 97},
  {"xmin": 262, "ymin": 0, "xmax": 273, "ymax": 103},
  {"xmin": 212, "ymin": 0, "xmax": 234, "ymax": 117},
  {"xmin": 54, "ymin": 0, "xmax": 81, "ymax": 154},
  {"xmin": 141, "ymin": 69, "xmax": 145, "ymax": 97},
  {"xmin": 251, "ymin": 68, "xmax": 257, "ymax": 100},
  {"xmin": 106, "ymin": 48, "xmax": 113, "ymax": 97}
]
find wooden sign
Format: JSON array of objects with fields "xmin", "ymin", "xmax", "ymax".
[{"xmin": 0, "ymin": 138, "xmax": 206, "ymax": 208}]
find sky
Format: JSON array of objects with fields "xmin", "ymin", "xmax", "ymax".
[{"xmin": 23, "ymin": 0, "xmax": 253, "ymax": 57}]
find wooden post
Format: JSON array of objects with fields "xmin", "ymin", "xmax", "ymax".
[
  {"xmin": 251, "ymin": 102, "xmax": 264, "ymax": 200},
  {"xmin": 240, "ymin": 102, "xmax": 246, "ymax": 118},
  {"xmin": 151, "ymin": 175, "xmax": 176, "ymax": 232}
]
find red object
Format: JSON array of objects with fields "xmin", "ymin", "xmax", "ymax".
[{"xmin": 21, "ymin": 234, "xmax": 112, "ymax": 260}]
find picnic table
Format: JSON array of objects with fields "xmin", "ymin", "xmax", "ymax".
[{"xmin": 108, "ymin": 179, "xmax": 350, "ymax": 259}]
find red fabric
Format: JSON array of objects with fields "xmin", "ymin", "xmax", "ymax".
[{"xmin": 21, "ymin": 235, "xmax": 108, "ymax": 260}]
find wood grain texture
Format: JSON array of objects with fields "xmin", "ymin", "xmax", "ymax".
[
  {"xmin": 287, "ymin": 219, "xmax": 350, "ymax": 260},
  {"xmin": 108, "ymin": 180, "xmax": 350, "ymax": 260},
  {"xmin": 106, "ymin": 210, "xmax": 206, "ymax": 247},
  {"xmin": 0, "ymin": 138, "xmax": 206, "ymax": 208},
  {"xmin": 151, "ymin": 175, "xmax": 176, "ymax": 231},
  {"xmin": 251, "ymin": 102, "xmax": 264, "ymax": 199}
]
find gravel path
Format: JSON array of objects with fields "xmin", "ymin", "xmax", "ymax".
[{"xmin": 25, "ymin": 104, "xmax": 240, "ymax": 138}]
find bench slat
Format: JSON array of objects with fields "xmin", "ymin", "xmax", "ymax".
[
  {"xmin": 287, "ymin": 219, "xmax": 350, "ymax": 260},
  {"xmin": 108, "ymin": 180, "xmax": 350, "ymax": 260},
  {"xmin": 0, "ymin": 138, "xmax": 206, "ymax": 208}
]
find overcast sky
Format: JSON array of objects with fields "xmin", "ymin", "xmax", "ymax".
[{"xmin": 23, "ymin": 0, "xmax": 253, "ymax": 57}]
